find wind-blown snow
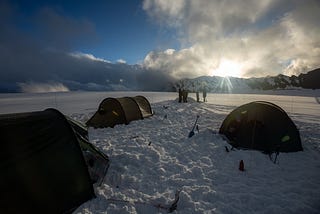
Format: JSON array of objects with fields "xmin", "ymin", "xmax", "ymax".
[{"xmin": 0, "ymin": 91, "xmax": 320, "ymax": 213}]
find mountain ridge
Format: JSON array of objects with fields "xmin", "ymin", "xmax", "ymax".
[
  {"xmin": 174, "ymin": 68, "xmax": 320, "ymax": 93},
  {"xmin": 1, "ymin": 65, "xmax": 319, "ymax": 93}
]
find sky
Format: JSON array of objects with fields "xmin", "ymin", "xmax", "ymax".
[{"xmin": 0, "ymin": 0, "xmax": 320, "ymax": 92}]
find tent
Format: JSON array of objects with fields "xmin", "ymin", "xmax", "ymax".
[
  {"xmin": 66, "ymin": 114, "xmax": 110, "ymax": 187},
  {"xmin": 219, "ymin": 101, "xmax": 303, "ymax": 153},
  {"xmin": 0, "ymin": 108, "xmax": 109, "ymax": 214},
  {"xmin": 86, "ymin": 96, "xmax": 153, "ymax": 128}
]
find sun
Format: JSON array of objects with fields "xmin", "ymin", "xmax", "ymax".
[{"xmin": 212, "ymin": 59, "xmax": 243, "ymax": 78}]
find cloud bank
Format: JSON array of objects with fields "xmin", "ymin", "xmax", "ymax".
[
  {"xmin": 142, "ymin": 0, "xmax": 320, "ymax": 78},
  {"xmin": 0, "ymin": 1, "xmax": 174, "ymax": 93},
  {"xmin": 18, "ymin": 82, "xmax": 69, "ymax": 93}
]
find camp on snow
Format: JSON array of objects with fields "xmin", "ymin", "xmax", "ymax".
[
  {"xmin": 86, "ymin": 95, "xmax": 153, "ymax": 128},
  {"xmin": 0, "ymin": 108, "xmax": 109, "ymax": 214},
  {"xmin": 219, "ymin": 101, "xmax": 303, "ymax": 153}
]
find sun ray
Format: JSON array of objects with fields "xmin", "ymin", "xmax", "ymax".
[{"xmin": 218, "ymin": 76, "xmax": 233, "ymax": 93}]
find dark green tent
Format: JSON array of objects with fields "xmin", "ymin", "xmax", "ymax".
[
  {"xmin": 0, "ymin": 109, "xmax": 109, "ymax": 214},
  {"xmin": 86, "ymin": 96, "xmax": 153, "ymax": 128},
  {"xmin": 219, "ymin": 101, "xmax": 303, "ymax": 153},
  {"xmin": 66, "ymin": 114, "xmax": 110, "ymax": 186}
]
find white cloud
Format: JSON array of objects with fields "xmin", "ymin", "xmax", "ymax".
[
  {"xmin": 142, "ymin": 0, "xmax": 320, "ymax": 78},
  {"xmin": 143, "ymin": 46, "xmax": 211, "ymax": 78},
  {"xmin": 69, "ymin": 52, "xmax": 111, "ymax": 63},
  {"xmin": 18, "ymin": 82, "xmax": 69, "ymax": 93},
  {"xmin": 143, "ymin": 0, "xmax": 186, "ymax": 27},
  {"xmin": 117, "ymin": 59, "xmax": 127, "ymax": 64}
]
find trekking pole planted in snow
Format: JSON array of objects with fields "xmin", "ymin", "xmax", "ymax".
[
  {"xmin": 188, "ymin": 115, "xmax": 200, "ymax": 138},
  {"xmin": 168, "ymin": 189, "xmax": 181, "ymax": 213}
]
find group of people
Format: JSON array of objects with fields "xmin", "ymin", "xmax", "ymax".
[
  {"xmin": 178, "ymin": 88, "xmax": 207, "ymax": 103},
  {"xmin": 178, "ymin": 88, "xmax": 189, "ymax": 103},
  {"xmin": 196, "ymin": 90, "xmax": 207, "ymax": 102}
]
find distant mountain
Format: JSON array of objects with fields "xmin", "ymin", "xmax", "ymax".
[
  {"xmin": 1, "ymin": 61, "xmax": 319, "ymax": 93},
  {"xmin": 173, "ymin": 68, "xmax": 320, "ymax": 92},
  {"xmin": 299, "ymin": 68, "xmax": 320, "ymax": 89}
]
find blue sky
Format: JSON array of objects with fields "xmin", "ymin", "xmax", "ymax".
[
  {"xmin": 10, "ymin": 0, "xmax": 175, "ymax": 64},
  {"xmin": 1, "ymin": 0, "xmax": 319, "ymax": 92}
]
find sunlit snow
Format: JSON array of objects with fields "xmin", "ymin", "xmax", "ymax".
[{"xmin": 1, "ymin": 90, "xmax": 319, "ymax": 213}]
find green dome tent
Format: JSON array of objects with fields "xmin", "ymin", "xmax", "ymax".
[
  {"xmin": 219, "ymin": 101, "xmax": 303, "ymax": 153},
  {"xmin": 86, "ymin": 96, "xmax": 153, "ymax": 128},
  {"xmin": 0, "ymin": 109, "xmax": 109, "ymax": 214}
]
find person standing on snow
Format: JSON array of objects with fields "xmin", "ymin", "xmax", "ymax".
[
  {"xmin": 178, "ymin": 88, "xmax": 182, "ymax": 103},
  {"xmin": 196, "ymin": 91, "xmax": 200, "ymax": 102},
  {"xmin": 203, "ymin": 88, "xmax": 207, "ymax": 102}
]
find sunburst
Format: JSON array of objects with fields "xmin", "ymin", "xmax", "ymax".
[{"xmin": 212, "ymin": 59, "xmax": 243, "ymax": 78}]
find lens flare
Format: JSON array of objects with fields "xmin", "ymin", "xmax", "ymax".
[{"xmin": 212, "ymin": 59, "xmax": 242, "ymax": 78}]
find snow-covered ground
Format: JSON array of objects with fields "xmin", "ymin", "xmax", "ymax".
[{"xmin": 1, "ymin": 90, "xmax": 320, "ymax": 213}]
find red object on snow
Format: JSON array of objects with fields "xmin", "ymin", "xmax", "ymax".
[{"xmin": 239, "ymin": 160, "xmax": 245, "ymax": 171}]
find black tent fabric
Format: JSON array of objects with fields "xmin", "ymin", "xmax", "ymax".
[
  {"xmin": 0, "ymin": 109, "xmax": 109, "ymax": 214},
  {"xmin": 66, "ymin": 115, "xmax": 110, "ymax": 186},
  {"xmin": 219, "ymin": 101, "xmax": 303, "ymax": 153},
  {"xmin": 86, "ymin": 96, "xmax": 153, "ymax": 128}
]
